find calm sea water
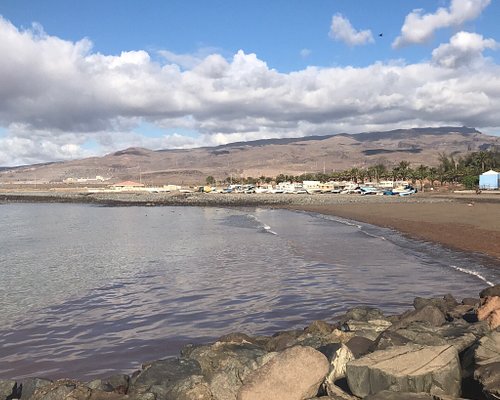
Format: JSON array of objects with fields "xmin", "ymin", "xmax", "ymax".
[{"xmin": 0, "ymin": 203, "xmax": 498, "ymax": 379}]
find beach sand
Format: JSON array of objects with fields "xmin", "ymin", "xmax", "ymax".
[{"xmin": 290, "ymin": 197, "xmax": 500, "ymax": 262}]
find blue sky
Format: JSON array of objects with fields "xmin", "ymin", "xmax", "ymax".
[{"xmin": 0, "ymin": 0, "xmax": 499, "ymax": 165}]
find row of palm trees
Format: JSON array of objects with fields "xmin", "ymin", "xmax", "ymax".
[{"xmin": 213, "ymin": 148, "xmax": 499, "ymax": 190}]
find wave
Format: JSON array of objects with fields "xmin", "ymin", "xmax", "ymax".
[{"xmin": 449, "ymin": 265, "xmax": 495, "ymax": 286}]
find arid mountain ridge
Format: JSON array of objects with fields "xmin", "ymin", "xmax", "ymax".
[{"xmin": 1, "ymin": 126, "xmax": 499, "ymax": 185}]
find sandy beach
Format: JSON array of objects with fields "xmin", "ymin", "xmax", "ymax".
[{"xmin": 1, "ymin": 189, "xmax": 500, "ymax": 262}]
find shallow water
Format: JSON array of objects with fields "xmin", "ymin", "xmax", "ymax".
[{"xmin": 0, "ymin": 203, "xmax": 498, "ymax": 379}]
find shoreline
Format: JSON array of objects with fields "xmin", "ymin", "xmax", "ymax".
[{"xmin": 2, "ymin": 190, "xmax": 500, "ymax": 262}]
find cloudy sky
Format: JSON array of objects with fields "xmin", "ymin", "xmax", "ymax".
[{"xmin": 1, "ymin": 0, "xmax": 499, "ymax": 166}]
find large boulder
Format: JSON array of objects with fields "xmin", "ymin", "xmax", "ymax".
[
  {"xmin": 346, "ymin": 344, "xmax": 461, "ymax": 398},
  {"xmin": 186, "ymin": 342, "xmax": 270, "ymax": 400},
  {"xmin": 237, "ymin": 346, "xmax": 329, "ymax": 400}
]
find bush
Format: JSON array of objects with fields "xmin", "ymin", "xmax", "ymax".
[{"xmin": 461, "ymin": 175, "xmax": 479, "ymax": 190}]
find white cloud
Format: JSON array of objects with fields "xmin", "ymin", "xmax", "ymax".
[
  {"xmin": 329, "ymin": 14, "xmax": 374, "ymax": 46},
  {"xmin": 1, "ymin": 16, "xmax": 500, "ymax": 166},
  {"xmin": 432, "ymin": 31, "xmax": 498, "ymax": 68},
  {"xmin": 393, "ymin": 0, "xmax": 491, "ymax": 48},
  {"xmin": 300, "ymin": 48, "xmax": 311, "ymax": 58}
]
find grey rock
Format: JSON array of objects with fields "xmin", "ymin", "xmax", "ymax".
[
  {"xmin": 363, "ymin": 390, "xmax": 467, "ymax": 399},
  {"xmin": 216, "ymin": 333, "xmax": 258, "ymax": 345},
  {"xmin": 343, "ymin": 320, "xmax": 392, "ymax": 341},
  {"xmin": 373, "ymin": 330, "xmax": 411, "ymax": 350},
  {"xmin": 345, "ymin": 336, "xmax": 373, "ymax": 359},
  {"xmin": 324, "ymin": 344, "xmax": 355, "ymax": 396},
  {"xmin": 186, "ymin": 342, "xmax": 270, "ymax": 400},
  {"xmin": 480, "ymin": 284, "xmax": 500, "ymax": 298},
  {"xmin": 20, "ymin": 379, "xmax": 52, "ymax": 400},
  {"xmin": 305, "ymin": 320, "xmax": 334, "ymax": 335},
  {"xmin": 413, "ymin": 294, "xmax": 458, "ymax": 313},
  {"xmin": 30, "ymin": 380, "xmax": 77, "ymax": 400},
  {"xmin": 265, "ymin": 330, "xmax": 301, "ymax": 352},
  {"xmin": 237, "ymin": 346, "xmax": 329, "ymax": 400},
  {"xmin": 461, "ymin": 298, "xmax": 480, "ymax": 306},
  {"xmin": 130, "ymin": 358, "xmax": 202, "ymax": 400},
  {"xmin": 346, "ymin": 344, "xmax": 461, "ymax": 398},
  {"xmin": 342, "ymin": 307, "xmax": 386, "ymax": 323},
  {"xmin": 474, "ymin": 330, "xmax": 500, "ymax": 365},
  {"xmin": 87, "ymin": 375, "xmax": 129, "ymax": 394},
  {"xmin": 159, "ymin": 375, "xmax": 213, "ymax": 400},
  {"xmin": 474, "ymin": 362, "xmax": 500, "ymax": 400},
  {"xmin": 395, "ymin": 305, "xmax": 446, "ymax": 328},
  {"xmin": 0, "ymin": 381, "xmax": 17, "ymax": 400}
]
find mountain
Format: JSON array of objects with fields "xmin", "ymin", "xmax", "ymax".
[{"xmin": 1, "ymin": 127, "xmax": 498, "ymax": 185}]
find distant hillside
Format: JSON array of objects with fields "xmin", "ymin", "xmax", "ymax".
[{"xmin": 1, "ymin": 127, "xmax": 498, "ymax": 185}]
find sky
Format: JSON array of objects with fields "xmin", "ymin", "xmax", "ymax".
[{"xmin": 1, "ymin": 0, "xmax": 500, "ymax": 166}]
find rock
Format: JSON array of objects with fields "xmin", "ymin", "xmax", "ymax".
[
  {"xmin": 477, "ymin": 296, "xmax": 500, "ymax": 329},
  {"xmin": 217, "ymin": 333, "xmax": 258, "ymax": 345},
  {"xmin": 265, "ymin": 330, "xmax": 302, "ymax": 352},
  {"xmin": 305, "ymin": 320, "xmax": 334, "ymax": 335},
  {"xmin": 474, "ymin": 362, "xmax": 500, "ymax": 400},
  {"xmin": 373, "ymin": 331, "xmax": 411, "ymax": 351},
  {"xmin": 446, "ymin": 304, "xmax": 474, "ymax": 321},
  {"xmin": 461, "ymin": 297, "xmax": 480, "ymax": 306},
  {"xmin": 474, "ymin": 331, "xmax": 500, "ymax": 366},
  {"xmin": 20, "ymin": 379, "xmax": 53, "ymax": 400},
  {"xmin": 130, "ymin": 358, "xmax": 201, "ymax": 389},
  {"xmin": 345, "ymin": 336, "xmax": 373, "ymax": 359},
  {"xmin": 237, "ymin": 346, "xmax": 329, "ymax": 400},
  {"xmin": 346, "ymin": 344, "xmax": 461, "ymax": 398},
  {"xmin": 480, "ymin": 284, "xmax": 500, "ymax": 298},
  {"xmin": 324, "ymin": 344, "xmax": 354, "ymax": 397},
  {"xmin": 413, "ymin": 294, "xmax": 458, "ymax": 313},
  {"xmin": 160, "ymin": 375, "xmax": 213, "ymax": 400},
  {"xmin": 343, "ymin": 320, "xmax": 392, "ymax": 341},
  {"xmin": 363, "ymin": 390, "xmax": 466, "ymax": 399},
  {"xmin": 30, "ymin": 380, "xmax": 78, "ymax": 400},
  {"xmin": 0, "ymin": 381, "xmax": 17, "ymax": 400},
  {"xmin": 186, "ymin": 342, "xmax": 270, "ymax": 400},
  {"xmin": 341, "ymin": 307, "xmax": 386, "ymax": 323},
  {"xmin": 395, "ymin": 305, "xmax": 446, "ymax": 328},
  {"xmin": 86, "ymin": 375, "xmax": 129, "ymax": 394}
]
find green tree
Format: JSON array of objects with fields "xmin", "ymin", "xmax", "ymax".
[{"xmin": 206, "ymin": 176, "xmax": 216, "ymax": 185}]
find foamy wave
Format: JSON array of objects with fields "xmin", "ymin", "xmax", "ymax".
[{"xmin": 450, "ymin": 265, "xmax": 494, "ymax": 286}]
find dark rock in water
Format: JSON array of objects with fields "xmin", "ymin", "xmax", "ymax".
[
  {"xmin": 19, "ymin": 378, "xmax": 52, "ymax": 400},
  {"xmin": 341, "ymin": 307, "xmax": 386, "ymax": 323},
  {"xmin": 394, "ymin": 305, "xmax": 446, "ymax": 328},
  {"xmin": 413, "ymin": 294, "xmax": 458, "ymax": 313},
  {"xmin": 345, "ymin": 336, "xmax": 373, "ymax": 358},
  {"xmin": 237, "ymin": 346, "xmax": 329, "ymax": 400},
  {"xmin": 346, "ymin": 344, "xmax": 462, "ymax": 398},
  {"xmin": 480, "ymin": 284, "xmax": 500, "ymax": 298},
  {"xmin": 0, "ymin": 381, "xmax": 17, "ymax": 400},
  {"xmin": 87, "ymin": 374, "xmax": 129, "ymax": 394}
]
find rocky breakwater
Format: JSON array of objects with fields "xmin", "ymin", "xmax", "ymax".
[{"xmin": 1, "ymin": 285, "xmax": 499, "ymax": 400}]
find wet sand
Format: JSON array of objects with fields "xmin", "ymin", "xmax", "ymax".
[{"xmin": 290, "ymin": 198, "xmax": 500, "ymax": 262}]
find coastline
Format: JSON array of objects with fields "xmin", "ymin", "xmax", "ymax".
[{"xmin": 2, "ymin": 189, "xmax": 500, "ymax": 262}]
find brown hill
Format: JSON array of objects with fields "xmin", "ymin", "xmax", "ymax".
[{"xmin": 1, "ymin": 127, "xmax": 498, "ymax": 185}]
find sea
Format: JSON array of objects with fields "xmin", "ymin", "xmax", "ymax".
[{"xmin": 0, "ymin": 203, "xmax": 498, "ymax": 380}]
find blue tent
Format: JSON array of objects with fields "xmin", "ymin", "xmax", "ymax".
[{"xmin": 479, "ymin": 170, "xmax": 500, "ymax": 190}]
